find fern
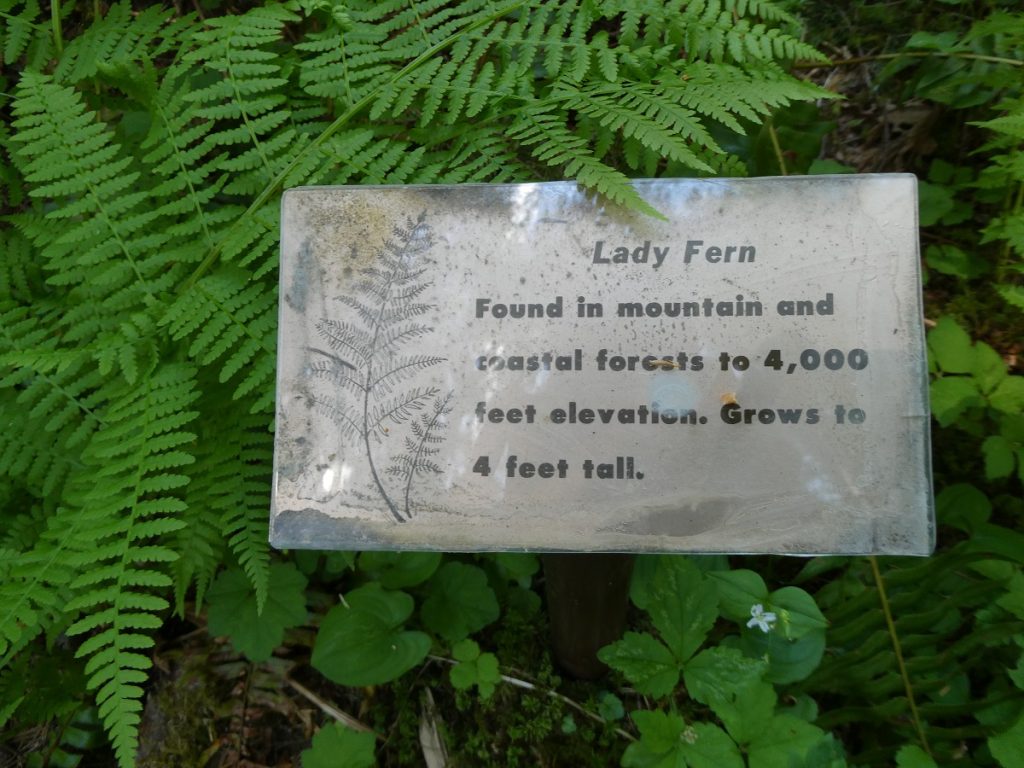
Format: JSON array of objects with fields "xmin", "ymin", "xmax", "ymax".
[
  {"xmin": 64, "ymin": 363, "xmax": 198, "ymax": 766},
  {"xmin": 0, "ymin": 0, "xmax": 830, "ymax": 761}
]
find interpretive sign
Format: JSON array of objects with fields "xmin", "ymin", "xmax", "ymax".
[{"xmin": 271, "ymin": 177, "xmax": 934, "ymax": 554}]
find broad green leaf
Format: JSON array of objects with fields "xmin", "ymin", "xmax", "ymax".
[
  {"xmin": 990, "ymin": 713, "xmax": 1024, "ymax": 768},
  {"xmin": 936, "ymin": 483, "xmax": 991, "ymax": 530},
  {"xmin": 206, "ymin": 563, "xmax": 307, "ymax": 663},
  {"xmin": 709, "ymin": 569, "xmax": 769, "ymax": 623},
  {"xmin": 741, "ymin": 628, "xmax": 826, "ymax": 684},
  {"xmin": 648, "ymin": 558, "xmax": 718, "ymax": 661},
  {"xmin": 358, "ymin": 551, "xmax": 441, "ymax": 589},
  {"xmin": 917, "ymin": 180, "xmax": 955, "ymax": 226},
  {"xmin": 683, "ymin": 646, "xmax": 766, "ymax": 706},
  {"xmin": 598, "ymin": 631, "xmax": 679, "ymax": 698},
  {"xmin": 927, "ymin": 317, "xmax": 974, "ymax": 373},
  {"xmin": 895, "ymin": 745, "xmax": 938, "ymax": 768},
  {"xmin": 925, "ymin": 244, "xmax": 986, "ymax": 278},
  {"xmin": 990, "ymin": 376, "xmax": 1024, "ymax": 414},
  {"xmin": 747, "ymin": 715, "xmax": 829, "ymax": 768},
  {"xmin": 983, "ymin": 435, "xmax": 1016, "ymax": 479},
  {"xmin": 312, "ymin": 583, "xmax": 429, "ymax": 686},
  {"xmin": 421, "ymin": 562, "xmax": 499, "ymax": 642},
  {"xmin": 494, "ymin": 553, "xmax": 539, "ymax": 581},
  {"xmin": 768, "ymin": 587, "xmax": 827, "ymax": 640},
  {"xmin": 301, "ymin": 723, "xmax": 376, "ymax": 768},
  {"xmin": 930, "ymin": 377, "xmax": 984, "ymax": 426}
]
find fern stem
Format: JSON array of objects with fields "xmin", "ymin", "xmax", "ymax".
[
  {"xmin": 794, "ymin": 51, "xmax": 1024, "ymax": 70},
  {"xmin": 869, "ymin": 555, "xmax": 931, "ymax": 756},
  {"xmin": 178, "ymin": 0, "xmax": 527, "ymax": 293},
  {"xmin": 767, "ymin": 118, "xmax": 787, "ymax": 176},
  {"xmin": 50, "ymin": 0, "xmax": 63, "ymax": 55}
]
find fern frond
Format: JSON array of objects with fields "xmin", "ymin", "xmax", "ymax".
[
  {"xmin": 508, "ymin": 106, "xmax": 661, "ymax": 217},
  {"xmin": 62, "ymin": 363, "xmax": 197, "ymax": 768},
  {"xmin": 10, "ymin": 72, "xmax": 172, "ymax": 305},
  {"xmin": 174, "ymin": 395, "xmax": 270, "ymax": 614},
  {"xmin": 0, "ymin": 303, "xmax": 110, "ymax": 499},
  {"xmin": 160, "ymin": 268, "xmax": 276, "ymax": 413},
  {"xmin": 52, "ymin": 2, "xmax": 184, "ymax": 85},
  {"xmin": 0, "ymin": 0, "xmax": 49, "ymax": 68},
  {"xmin": 185, "ymin": 4, "xmax": 304, "ymax": 196}
]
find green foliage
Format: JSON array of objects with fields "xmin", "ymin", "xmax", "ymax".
[
  {"xmin": 301, "ymin": 722, "xmax": 377, "ymax": 768},
  {"xmin": 449, "ymin": 638, "xmax": 501, "ymax": 699},
  {"xmin": 5, "ymin": 0, "xmax": 1023, "ymax": 765},
  {"xmin": 205, "ymin": 562, "xmax": 307, "ymax": 662},
  {"xmin": 312, "ymin": 582, "xmax": 430, "ymax": 686}
]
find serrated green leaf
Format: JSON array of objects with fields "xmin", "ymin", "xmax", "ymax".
[
  {"xmin": 972, "ymin": 342, "xmax": 1008, "ymax": 393},
  {"xmin": 648, "ymin": 558, "xmax": 718, "ymax": 662},
  {"xmin": 312, "ymin": 583, "xmax": 429, "ymax": 686},
  {"xmin": 928, "ymin": 317, "xmax": 974, "ymax": 373},
  {"xmin": 206, "ymin": 563, "xmax": 307, "ymax": 663},
  {"xmin": 598, "ymin": 631, "xmax": 680, "ymax": 698},
  {"xmin": 301, "ymin": 723, "xmax": 376, "ymax": 768},
  {"xmin": 930, "ymin": 376, "xmax": 984, "ymax": 426},
  {"xmin": 683, "ymin": 646, "xmax": 766, "ymax": 706},
  {"xmin": 990, "ymin": 376, "xmax": 1024, "ymax": 414},
  {"xmin": 983, "ymin": 435, "xmax": 1017, "ymax": 479},
  {"xmin": 624, "ymin": 711, "xmax": 742, "ymax": 768},
  {"xmin": 421, "ymin": 562, "xmax": 499, "ymax": 642},
  {"xmin": 747, "ymin": 715, "xmax": 829, "ymax": 768}
]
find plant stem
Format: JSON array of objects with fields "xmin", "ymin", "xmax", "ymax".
[
  {"xmin": 794, "ymin": 50, "xmax": 1024, "ymax": 70},
  {"xmin": 767, "ymin": 119, "xmax": 787, "ymax": 176},
  {"xmin": 870, "ymin": 556, "xmax": 931, "ymax": 756},
  {"xmin": 51, "ymin": 0, "xmax": 63, "ymax": 55}
]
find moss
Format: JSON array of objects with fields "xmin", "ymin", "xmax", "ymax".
[{"xmin": 136, "ymin": 655, "xmax": 217, "ymax": 768}]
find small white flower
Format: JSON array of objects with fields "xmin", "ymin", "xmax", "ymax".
[{"xmin": 746, "ymin": 603, "xmax": 777, "ymax": 633}]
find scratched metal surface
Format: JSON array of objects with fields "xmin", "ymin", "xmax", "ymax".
[{"xmin": 271, "ymin": 177, "xmax": 934, "ymax": 554}]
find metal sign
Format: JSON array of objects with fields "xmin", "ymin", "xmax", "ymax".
[{"xmin": 272, "ymin": 177, "xmax": 933, "ymax": 554}]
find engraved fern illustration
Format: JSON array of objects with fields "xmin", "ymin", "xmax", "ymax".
[{"xmin": 308, "ymin": 214, "xmax": 452, "ymax": 522}]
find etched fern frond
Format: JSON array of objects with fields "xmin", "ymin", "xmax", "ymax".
[
  {"xmin": 371, "ymin": 355, "xmax": 448, "ymax": 394},
  {"xmin": 368, "ymin": 387, "xmax": 440, "ymax": 435}
]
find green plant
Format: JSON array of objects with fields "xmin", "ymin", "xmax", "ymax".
[{"xmin": 0, "ymin": 2, "xmax": 828, "ymax": 762}]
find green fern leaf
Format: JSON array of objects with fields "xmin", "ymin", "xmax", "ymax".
[
  {"xmin": 63, "ymin": 363, "xmax": 198, "ymax": 768},
  {"xmin": 161, "ymin": 268, "xmax": 276, "ymax": 413}
]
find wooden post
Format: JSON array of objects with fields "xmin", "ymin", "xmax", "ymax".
[{"xmin": 541, "ymin": 553, "xmax": 635, "ymax": 680}]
